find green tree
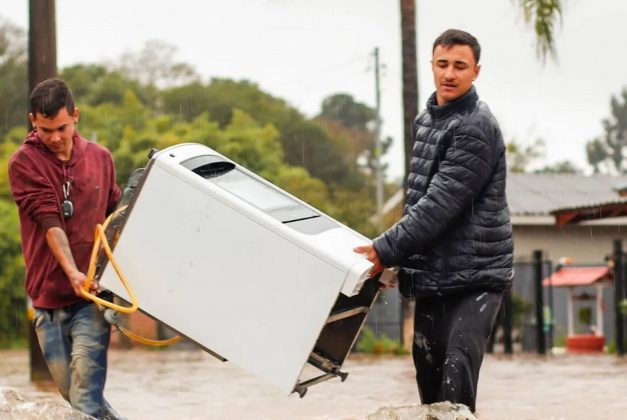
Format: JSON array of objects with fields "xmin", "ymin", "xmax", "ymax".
[
  {"xmin": 162, "ymin": 79, "xmax": 365, "ymax": 190},
  {"xmin": 0, "ymin": 18, "xmax": 28, "ymax": 138},
  {"xmin": 586, "ymin": 138, "xmax": 609, "ymax": 174},
  {"xmin": 61, "ymin": 64, "xmax": 159, "ymax": 107},
  {"xmin": 0, "ymin": 199, "xmax": 25, "ymax": 345},
  {"xmin": 506, "ymin": 138, "xmax": 579, "ymax": 173},
  {"xmin": 317, "ymin": 93, "xmax": 392, "ymax": 175},
  {"xmin": 319, "ymin": 93, "xmax": 375, "ymax": 130},
  {"xmin": 585, "ymin": 88, "xmax": 627, "ymax": 174},
  {"xmin": 74, "ymin": 95, "xmax": 342, "ymax": 217},
  {"xmin": 535, "ymin": 160, "xmax": 580, "ymax": 174},
  {"xmin": 0, "ymin": 128, "xmax": 27, "ymax": 345},
  {"xmin": 506, "ymin": 138, "xmax": 545, "ymax": 173}
]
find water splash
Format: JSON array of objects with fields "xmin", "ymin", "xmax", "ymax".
[
  {"xmin": 475, "ymin": 293, "xmax": 487, "ymax": 301},
  {"xmin": 368, "ymin": 402, "xmax": 477, "ymax": 420},
  {"xmin": 414, "ymin": 332, "xmax": 434, "ymax": 363},
  {"xmin": 414, "ymin": 332, "xmax": 429, "ymax": 350},
  {"xmin": 0, "ymin": 387, "xmax": 92, "ymax": 420}
]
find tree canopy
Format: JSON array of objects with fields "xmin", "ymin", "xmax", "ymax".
[
  {"xmin": 0, "ymin": 18, "xmax": 27, "ymax": 140},
  {"xmin": 506, "ymin": 138, "xmax": 579, "ymax": 174},
  {"xmin": 0, "ymin": 28, "xmax": 392, "ymax": 343}
]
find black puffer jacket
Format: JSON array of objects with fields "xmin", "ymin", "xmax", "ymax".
[{"xmin": 373, "ymin": 87, "xmax": 513, "ymax": 297}]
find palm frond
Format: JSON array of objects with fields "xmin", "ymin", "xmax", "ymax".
[{"xmin": 518, "ymin": 0, "xmax": 564, "ymax": 63}]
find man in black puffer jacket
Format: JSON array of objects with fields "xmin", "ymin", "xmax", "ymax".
[{"xmin": 355, "ymin": 29, "xmax": 513, "ymax": 413}]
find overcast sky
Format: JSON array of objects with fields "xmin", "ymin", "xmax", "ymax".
[{"xmin": 3, "ymin": 0, "xmax": 625, "ymax": 180}]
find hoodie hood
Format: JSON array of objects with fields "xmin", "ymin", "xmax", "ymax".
[{"xmin": 24, "ymin": 129, "xmax": 86, "ymax": 167}]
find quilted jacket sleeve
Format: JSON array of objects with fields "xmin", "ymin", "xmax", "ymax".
[{"xmin": 373, "ymin": 122, "xmax": 495, "ymax": 267}]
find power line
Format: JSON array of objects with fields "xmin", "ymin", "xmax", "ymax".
[{"xmin": 265, "ymin": 53, "xmax": 370, "ymax": 88}]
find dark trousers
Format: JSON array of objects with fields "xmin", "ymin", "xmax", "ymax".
[{"xmin": 412, "ymin": 290, "xmax": 503, "ymax": 412}]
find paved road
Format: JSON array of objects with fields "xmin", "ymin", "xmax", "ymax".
[{"xmin": 2, "ymin": 348, "xmax": 627, "ymax": 419}]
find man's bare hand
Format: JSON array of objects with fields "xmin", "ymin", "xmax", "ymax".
[
  {"xmin": 68, "ymin": 271, "xmax": 89, "ymax": 298},
  {"xmin": 354, "ymin": 244, "xmax": 384, "ymax": 277}
]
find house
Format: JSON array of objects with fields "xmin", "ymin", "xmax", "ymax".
[
  {"xmin": 508, "ymin": 173, "xmax": 627, "ymax": 263},
  {"xmin": 507, "ymin": 173, "xmax": 627, "ymax": 349}
]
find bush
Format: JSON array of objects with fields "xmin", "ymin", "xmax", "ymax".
[
  {"xmin": 0, "ymin": 200, "xmax": 27, "ymax": 346},
  {"xmin": 356, "ymin": 327, "xmax": 408, "ymax": 356}
]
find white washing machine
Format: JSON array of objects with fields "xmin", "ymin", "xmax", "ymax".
[{"xmin": 99, "ymin": 143, "xmax": 390, "ymax": 396}]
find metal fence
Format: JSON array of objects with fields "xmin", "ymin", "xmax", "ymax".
[
  {"xmin": 362, "ymin": 243, "xmax": 627, "ymax": 356},
  {"xmin": 363, "ymin": 286, "xmax": 403, "ymax": 342},
  {"xmin": 512, "ymin": 247, "xmax": 625, "ymax": 355}
]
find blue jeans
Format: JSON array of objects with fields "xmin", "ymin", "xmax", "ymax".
[{"xmin": 33, "ymin": 299, "xmax": 122, "ymax": 419}]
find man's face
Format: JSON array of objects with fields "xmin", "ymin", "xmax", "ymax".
[
  {"xmin": 29, "ymin": 107, "xmax": 79, "ymax": 160},
  {"xmin": 431, "ymin": 44, "xmax": 480, "ymax": 105}
]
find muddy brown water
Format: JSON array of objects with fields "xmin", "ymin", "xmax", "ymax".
[{"xmin": 2, "ymin": 348, "xmax": 627, "ymax": 419}]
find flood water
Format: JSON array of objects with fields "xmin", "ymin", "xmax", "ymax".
[{"xmin": 2, "ymin": 348, "xmax": 627, "ymax": 419}]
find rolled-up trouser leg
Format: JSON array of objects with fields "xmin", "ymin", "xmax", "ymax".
[
  {"xmin": 33, "ymin": 307, "xmax": 72, "ymax": 401},
  {"xmin": 68, "ymin": 301, "xmax": 111, "ymax": 418}
]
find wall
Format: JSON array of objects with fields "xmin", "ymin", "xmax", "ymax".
[{"xmin": 513, "ymin": 224, "xmax": 627, "ymax": 264}]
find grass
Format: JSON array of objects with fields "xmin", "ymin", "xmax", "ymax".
[{"xmin": 0, "ymin": 337, "xmax": 28, "ymax": 349}]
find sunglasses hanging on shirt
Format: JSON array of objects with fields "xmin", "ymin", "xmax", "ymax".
[{"xmin": 62, "ymin": 180, "xmax": 74, "ymax": 219}]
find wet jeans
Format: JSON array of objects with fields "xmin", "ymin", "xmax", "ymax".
[
  {"xmin": 412, "ymin": 291, "xmax": 503, "ymax": 412},
  {"xmin": 33, "ymin": 300, "xmax": 122, "ymax": 419}
]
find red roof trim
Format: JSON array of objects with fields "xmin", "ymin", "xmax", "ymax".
[
  {"xmin": 553, "ymin": 202, "xmax": 627, "ymax": 226},
  {"xmin": 543, "ymin": 267, "xmax": 612, "ymax": 287}
]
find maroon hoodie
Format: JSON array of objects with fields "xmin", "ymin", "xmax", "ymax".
[{"xmin": 9, "ymin": 130, "xmax": 121, "ymax": 309}]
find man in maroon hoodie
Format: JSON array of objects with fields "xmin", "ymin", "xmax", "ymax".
[{"xmin": 9, "ymin": 78, "xmax": 124, "ymax": 419}]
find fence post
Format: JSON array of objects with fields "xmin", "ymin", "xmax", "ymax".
[
  {"xmin": 503, "ymin": 288, "xmax": 513, "ymax": 354},
  {"xmin": 613, "ymin": 239, "xmax": 624, "ymax": 357},
  {"xmin": 533, "ymin": 250, "xmax": 546, "ymax": 354},
  {"xmin": 546, "ymin": 260, "xmax": 555, "ymax": 351}
]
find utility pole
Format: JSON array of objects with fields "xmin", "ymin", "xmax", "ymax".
[
  {"xmin": 28, "ymin": 0, "xmax": 57, "ymax": 382},
  {"xmin": 29, "ymin": 0, "xmax": 57, "ymax": 90},
  {"xmin": 373, "ymin": 47, "xmax": 384, "ymax": 226},
  {"xmin": 400, "ymin": 0, "xmax": 418, "ymax": 196},
  {"xmin": 399, "ymin": 0, "xmax": 419, "ymax": 351}
]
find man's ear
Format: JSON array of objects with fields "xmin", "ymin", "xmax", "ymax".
[
  {"xmin": 73, "ymin": 107, "xmax": 80, "ymax": 124},
  {"xmin": 28, "ymin": 113, "xmax": 36, "ymax": 128},
  {"xmin": 474, "ymin": 64, "xmax": 482, "ymax": 81}
]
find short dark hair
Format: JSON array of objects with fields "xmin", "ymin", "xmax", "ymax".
[
  {"xmin": 432, "ymin": 29, "xmax": 481, "ymax": 64},
  {"xmin": 29, "ymin": 78, "xmax": 75, "ymax": 117}
]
